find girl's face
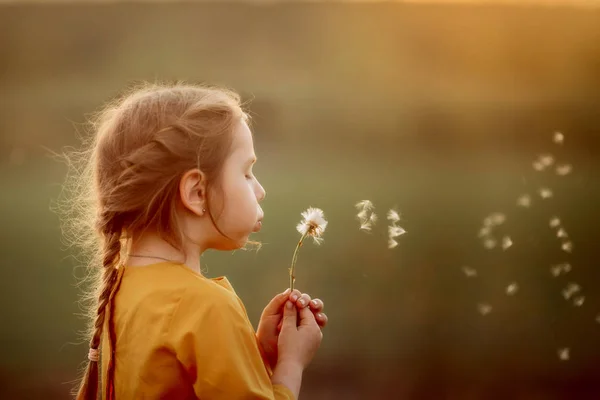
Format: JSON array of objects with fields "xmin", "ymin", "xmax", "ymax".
[{"xmin": 210, "ymin": 118, "xmax": 266, "ymax": 248}]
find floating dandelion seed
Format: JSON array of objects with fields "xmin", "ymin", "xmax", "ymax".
[
  {"xmin": 506, "ymin": 282, "xmax": 519, "ymax": 295},
  {"xmin": 502, "ymin": 236, "xmax": 513, "ymax": 250},
  {"xmin": 355, "ymin": 200, "xmax": 374, "ymax": 211},
  {"xmin": 551, "ymin": 263, "xmax": 571, "ymax": 277},
  {"xmin": 387, "ymin": 209, "xmax": 401, "ymax": 223},
  {"xmin": 357, "ymin": 209, "xmax": 369, "ymax": 220},
  {"xmin": 490, "ymin": 213, "xmax": 506, "ymax": 225},
  {"xmin": 462, "ymin": 266, "xmax": 477, "ymax": 277},
  {"xmin": 562, "ymin": 263, "xmax": 572, "ymax": 273},
  {"xmin": 388, "ymin": 238, "xmax": 398, "ymax": 249},
  {"xmin": 553, "ymin": 131, "xmax": 564, "ymax": 145},
  {"xmin": 290, "ymin": 207, "xmax": 328, "ymax": 290},
  {"xmin": 549, "ymin": 216, "xmax": 561, "ymax": 228},
  {"xmin": 539, "ymin": 187, "xmax": 553, "ymax": 199},
  {"xmin": 596, "ymin": 314, "xmax": 600, "ymax": 324},
  {"xmin": 389, "ymin": 225, "xmax": 406, "ymax": 238},
  {"xmin": 533, "ymin": 160, "xmax": 545, "ymax": 171},
  {"xmin": 483, "ymin": 216, "xmax": 493, "ymax": 227},
  {"xmin": 483, "ymin": 238, "xmax": 497, "ymax": 250},
  {"xmin": 477, "ymin": 303, "xmax": 492, "ymax": 316},
  {"xmin": 558, "ymin": 348, "xmax": 570, "ymax": 361},
  {"xmin": 478, "ymin": 226, "xmax": 492, "ymax": 238},
  {"xmin": 573, "ymin": 296, "xmax": 585, "ymax": 307},
  {"xmin": 356, "ymin": 200, "xmax": 377, "ymax": 232},
  {"xmin": 539, "ymin": 154, "xmax": 555, "ymax": 167},
  {"xmin": 517, "ymin": 194, "xmax": 532, "ymax": 208},
  {"xmin": 557, "ymin": 228, "xmax": 568, "ymax": 238},
  {"xmin": 556, "ymin": 164, "xmax": 573, "ymax": 176},
  {"xmin": 562, "ymin": 283, "xmax": 581, "ymax": 300},
  {"xmin": 561, "ymin": 241, "xmax": 573, "ymax": 253}
]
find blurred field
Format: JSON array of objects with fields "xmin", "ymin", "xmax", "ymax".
[{"xmin": 1, "ymin": 1, "xmax": 600, "ymax": 399}]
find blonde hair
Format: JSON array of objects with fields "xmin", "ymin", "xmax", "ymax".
[{"xmin": 59, "ymin": 82, "xmax": 247, "ymax": 399}]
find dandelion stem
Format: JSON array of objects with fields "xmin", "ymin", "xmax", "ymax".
[{"xmin": 290, "ymin": 231, "xmax": 309, "ymax": 291}]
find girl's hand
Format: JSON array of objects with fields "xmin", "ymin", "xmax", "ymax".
[{"xmin": 256, "ymin": 289, "xmax": 328, "ymax": 369}]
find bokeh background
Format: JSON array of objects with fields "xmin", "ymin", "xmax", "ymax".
[{"xmin": 1, "ymin": 0, "xmax": 600, "ymax": 399}]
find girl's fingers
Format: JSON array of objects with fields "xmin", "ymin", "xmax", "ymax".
[
  {"xmin": 315, "ymin": 312, "xmax": 328, "ymax": 328},
  {"xmin": 296, "ymin": 293, "xmax": 312, "ymax": 309},
  {"xmin": 309, "ymin": 298, "xmax": 324, "ymax": 312},
  {"xmin": 288, "ymin": 289, "xmax": 302, "ymax": 304}
]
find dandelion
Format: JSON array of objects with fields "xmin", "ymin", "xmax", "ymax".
[
  {"xmin": 502, "ymin": 236, "xmax": 513, "ymax": 250},
  {"xmin": 483, "ymin": 238, "xmax": 497, "ymax": 250},
  {"xmin": 506, "ymin": 282, "xmax": 519, "ymax": 295},
  {"xmin": 549, "ymin": 216, "xmax": 561, "ymax": 228},
  {"xmin": 539, "ymin": 187, "xmax": 553, "ymax": 199},
  {"xmin": 573, "ymin": 296, "xmax": 585, "ymax": 307},
  {"xmin": 462, "ymin": 266, "xmax": 477, "ymax": 277},
  {"xmin": 553, "ymin": 131, "xmax": 564, "ymax": 145},
  {"xmin": 558, "ymin": 347, "xmax": 569, "ymax": 361},
  {"xmin": 290, "ymin": 207, "xmax": 328, "ymax": 290},
  {"xmin": 517, "ymin": 194, "xmax": 532, "ymax": 208},
  {"xmin": 561, "ymin": 241, "xmax": 573, "ymax": 253},
  {"xmin": 556, "ymin": 164, "xmax": 572, "ymax": 176},
  {"xmin": 477, "ymin": 303, "xmax": 492, "ymax": 316},
  {"xmin": 387, "ymin": 209, "xmax": 401, "ymax": 223},
  {"xmin": 557, "ymin": 228, "xmax": 568, "ymax": 238}
]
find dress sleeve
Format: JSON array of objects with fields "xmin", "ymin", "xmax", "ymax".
[{"xmin": 167, "ymin": 287, "xmax": 295, "ymax": 400}]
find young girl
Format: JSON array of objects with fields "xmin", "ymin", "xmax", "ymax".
[{"xmin": 64, "ymin": 83, "xmax": 329, "ymax": 399}]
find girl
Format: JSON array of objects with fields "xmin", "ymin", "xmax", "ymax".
[{"xmin": 64, "ymin": 82, "xmax": 329, "ymax": 399}]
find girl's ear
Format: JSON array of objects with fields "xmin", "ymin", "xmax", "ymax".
[{"xmin": 179, "ymin": 169, "xmax": 208, "ymax": 217}]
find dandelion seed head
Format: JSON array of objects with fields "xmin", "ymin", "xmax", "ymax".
[
  {"xmin": 558, "ymin": 347, "xmax": 569, "ymax": 361},
  {"xmin": 539, "ymin": 187, "xmax": 553, "ymax": 199},
  {"xmin": 478, "ymin": 303, "xmax": 492, "ymax": 316},
  {"xmin": 297, "ymin": 207, "xmax": 328, "ymax": 243},
  {"xmin": 502, "ymin": 236, "xmax": 513, "ymax": 250},
  {"xmin": 556, "ymin": 164, "xmax": 573, "ymax": 176},
  {"xmin": 573, "ymin": 296, "xmax": 585, "ymax": 307},
  {"xmin": 388, "ymin": 238, "xmax": 398, "ymax": 249},
  {"xmin": 506, "ymin": 282, "xmax": 519, "ymax": 295},
  {"xmin": 561, "ymin": 241, "xmax": 573, "ymax": 253},
  {"xmin": 462, "ymin": 266, "xmax": 477, "ymax": 277},
  {"xmin": 553, "ymin": 131, "xmax": 565, "ymax": 145},
  {"xmin": 517, "ymin": 194, "xmax": 532, "ymax": 208},
  {"xmin": 549, "ymin": 216, "xmax": 561, "ymax": 228},
  {"xmin": 387, "ymin": 209, "xmax": 401, "ymax": 223}
]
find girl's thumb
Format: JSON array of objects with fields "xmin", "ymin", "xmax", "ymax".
[{"xmin": 282, "ymin": 301, "xmax": 297, "ymax": 329}]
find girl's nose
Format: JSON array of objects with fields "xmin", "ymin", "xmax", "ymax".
[{"xmin": 257, "ymin": 182, "xmax": 266, "ymax": 202}]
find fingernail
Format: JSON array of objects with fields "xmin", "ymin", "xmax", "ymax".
[
  {"xmin": 311, "ymin": 300, "xmax": 318, "ymax": 307},
  {"xmin": 291, "ymin": 294, "xmax": 298, "ymax": 302},
  {"xmin": 318, "ymin": 313, "xmax": 324, "ymax": 319},
  {"xmin": 282, "ymin": 288, "xmax": 291, "ymax": 296},
  {"xmin": 298, "ymin": 299, "xmax": 306, "ymax": 307},
  {"xmin": 286, "ymin": 301, "xmax": 293, "ymax": 309}
]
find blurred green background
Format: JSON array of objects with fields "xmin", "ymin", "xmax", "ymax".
[{"xmin": 1, "ymin": 1, "xmax": 600, "ymax": 399}]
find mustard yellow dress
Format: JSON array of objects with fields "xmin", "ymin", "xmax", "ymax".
[{"xmin": 100, "ymin": 261, "xmax": 295, "ymax": 399}]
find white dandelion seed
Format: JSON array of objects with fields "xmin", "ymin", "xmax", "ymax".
[
  {"xmin": 562, "ymin": 283, "xmax": 581, "ymax": 300},
  {"xmin": 506, "ymin": 282, "xmax": 519, "ymax": 296},
  {"xmin": 477, "ymin": 303, "xmax": 492, "ymax": 316},
  {"xmin": 483, "ymin": 216, "xmax": 494, "ymax": 227},
  {"xmin": 490, "ymin": 213, "xmax": 506, "ymax": 225},
  {"xmin": 556, "ymin": 164, "xmax": 573, "ymax": 176},
  {"xmin": 517, "ymin": 194, "xmax": 532, "ymax": 208},
  {"xmin": 558, "ymin": 348, "xmax": 570, "ymax": 361},
  {"xmin": 388, "ymin": 225, "xmax": 406, "ymax": 238},
  {"xmin": 355, "ymin": 200, "xmax": 374, "ymax": 211},
  {"xmin": 462, "ymin": 266, "xmax": 477, "ymax": 277},
  {"xmin": 478, "ymin": 226, "xmax": 492, "ymax": 238},
  {"xmin": 539, "ymin": 187, "xmax": 553, "ymax": 199},
  {"xmin": 561, "ymin": 241, "xmax": 573, "ymax": 253},
  {"xmin": 557, "ymin": 228, "xmax": 568, "ymax": 238},
  {"xmin": 357, "ymin": 209, "xmax": 369, "ymax": 220},
  {"xmin": 549, "ymin": 217, "xmax": 561, "ymax": 228},
  {"xmin": 562, "ymin": 263, "xmax": 572, "ymax": 273},
  {"xmin": 360, "ymin": 222, "xmax": 373, "ymax": 232},
  {"xmin": 369, "ymin": 213, "xmax": 378, "ymax": 224},
  {"xmin": 533, "ymin": 160, "xmax": 545, "ymax": 171},
  {"xmin": 551, "ymin": 265, "xmax": 562, "ymax": 277},
  {"xmin": 502, "ymin": 236, "xmax": 513, "ymax": 250},
  {"xmin": 387, "ymin": 209, "xmax": 401, "ymax": 223},
  {"xmin": 296, "ymin": 207, "xmax": 328, "ymax": 244},
  {"xmin": 483, "ymin": 238, "xmax": 497, "ymax": 250},
  {"xmin": 539, "ymin": 154, "xmax": 555, "ymax": 167},
  {"xmin": 388, "ymin": 238, "xmax": 398, "ymax": 249},
  {"xmin": 573, "ymin": 296, "xmax": 585, "ymax": 307},
  {"xmin": 553, "ymin": 131, "xmax": 564, "ymax": 145}
]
